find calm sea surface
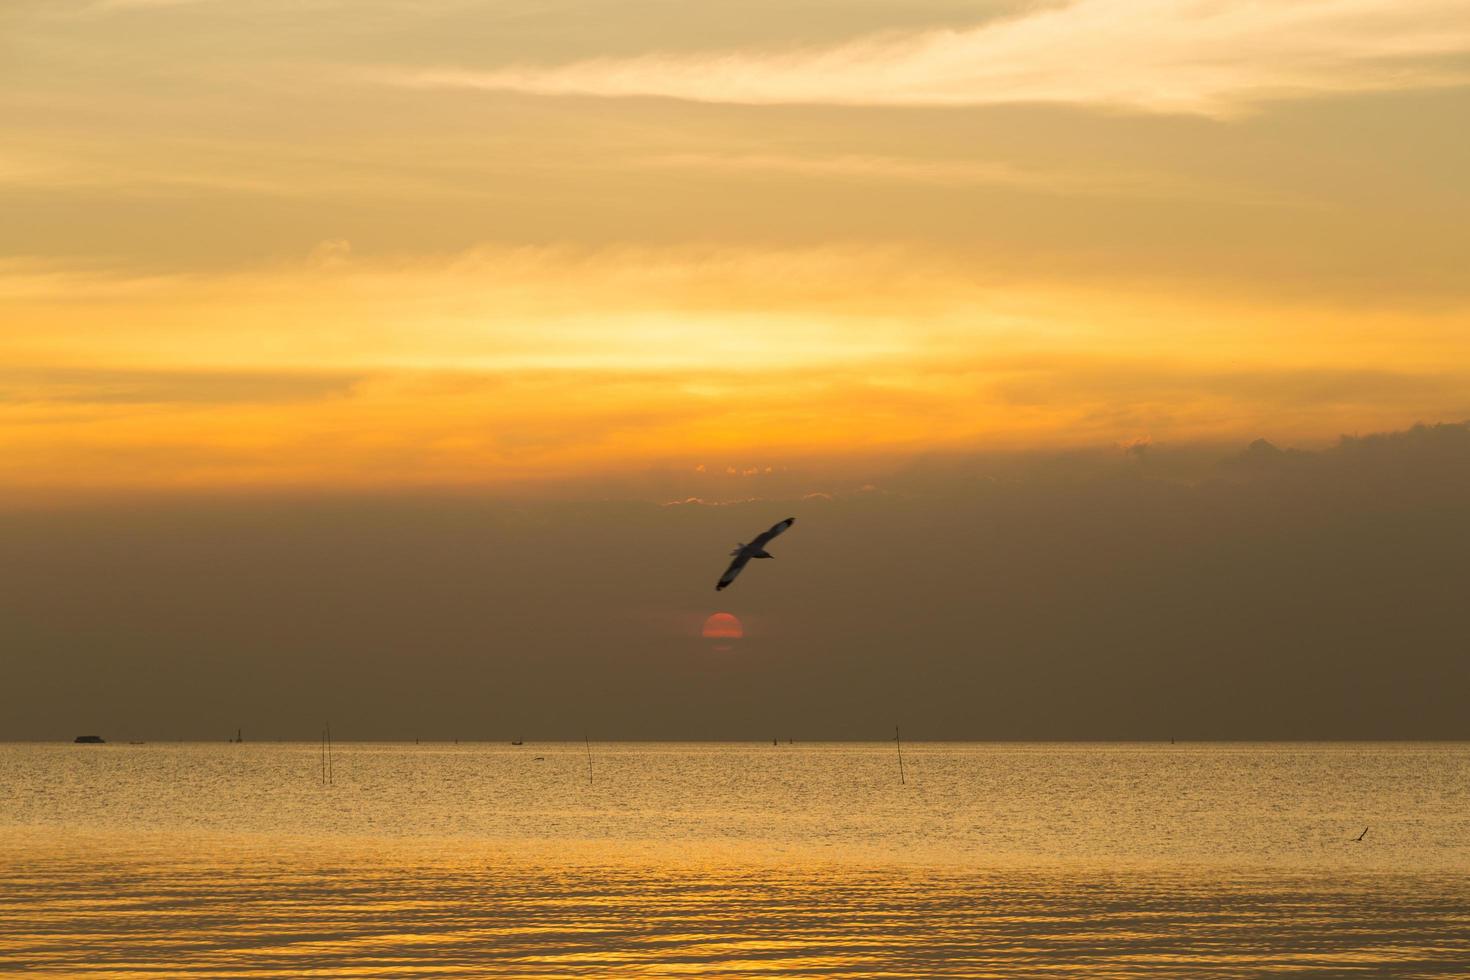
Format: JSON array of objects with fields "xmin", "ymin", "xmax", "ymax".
[{"xmin": 2, "ymin": 742, "xmax": 1468, "ymax": 977}]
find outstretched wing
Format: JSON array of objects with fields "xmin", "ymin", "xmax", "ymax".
[
  {"xmin": 750, "ymin": 517, "xmax": 796, "ymax": 548},
  {"xmin": 716, "ymin": 554, "xmax": 750, "ymax": 591}
]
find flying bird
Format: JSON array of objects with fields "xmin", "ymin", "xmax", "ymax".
[{"xmin": 716, "ymin": 517, "xmax": 796, "ymax": 591}]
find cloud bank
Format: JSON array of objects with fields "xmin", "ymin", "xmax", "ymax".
[{"xmin": 4, "ymin": 422, "xmax": 1468, "ymax": 740}]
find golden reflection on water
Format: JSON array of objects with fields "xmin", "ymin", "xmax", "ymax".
[{"xmin": 2, "ymin": 743, "xmax": 1469, "ymax": 977}]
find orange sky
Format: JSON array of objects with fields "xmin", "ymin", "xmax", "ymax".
[{"xmin": 4, "ymin": 0, "xmax": 1469, "ymax": 496}]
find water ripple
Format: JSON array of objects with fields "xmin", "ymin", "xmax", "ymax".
[{"xmin": 2, "ymin": 742, "xmax": 1468, "ymax": 976}]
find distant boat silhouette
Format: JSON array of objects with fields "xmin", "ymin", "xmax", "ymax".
[
  {"xmin": 511, "ymin": 739, "xmax": 524, "ymax": 746},
  {"xmin": 73, "ymin": 735, "xmax": 105, "ymax": 744},
  {"xmin": 1353, "ymin": 827, "xmax": 1368, "ymax": 842}
]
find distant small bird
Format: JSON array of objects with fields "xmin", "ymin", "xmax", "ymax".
[
  {"xmin": 1352, "ymin": 827, "xmax": 1368, "ymax": 842},
  {"xmin": 716, "ymin": 517, "xmax": 796, "ymax": 591}
]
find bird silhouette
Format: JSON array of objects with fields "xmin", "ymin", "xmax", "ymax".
[{"xmin": 716, "ymin": 517, "xmax": 795, "ymax": 591}]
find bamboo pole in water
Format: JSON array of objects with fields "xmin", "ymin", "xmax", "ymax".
[{"xmin": 895, "ymin": 725, "xmax": 905, "ymax": 785}]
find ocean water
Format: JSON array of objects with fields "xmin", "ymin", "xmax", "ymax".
[{"xmin": 2, "ymin": 742, "xmax": 1468, "ymax": 977}]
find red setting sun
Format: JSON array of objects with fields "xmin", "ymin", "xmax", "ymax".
[{"xmin": 701, "ymin": 612, "xmax": 744, "ymax": 648}]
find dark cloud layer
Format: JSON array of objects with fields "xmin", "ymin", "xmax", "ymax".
[{"xmin": 2, "ymin": 422, "xmax": 1467, "ymax": 741}]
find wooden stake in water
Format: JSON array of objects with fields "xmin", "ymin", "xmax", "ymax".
[
  {"xmin": 895, "ymin": 724, "xmax": 905, "ymax": 785},
  {"xmin": 326, "ymin": 722, "xmax": 334, "ymax": 786},
  {"xmin": 584, "ymin": 733, "xmax": 593, "ymax": 786},
  {"xmin": 320, "ymin": 729, "xmax": 327, "ymax": 785}
]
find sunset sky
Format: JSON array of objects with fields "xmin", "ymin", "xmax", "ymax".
[
  {"xmin": 5, "ymin": 0, "xmax": 1469, "ymax": 496},
  {"xmin": 4, "ymin": 1, "xmax": 1470, "ymax": 740}
]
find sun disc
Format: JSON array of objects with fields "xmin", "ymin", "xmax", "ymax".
[{"xmin": 701, "ymin": 612, "xmax": 744, "ymax": 640}]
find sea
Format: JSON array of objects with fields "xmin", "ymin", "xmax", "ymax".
[{"xmin": 2, "ymin": 742, "xmax": 1468, "ymax": 977}]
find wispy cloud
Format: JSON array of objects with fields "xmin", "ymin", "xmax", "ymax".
[
  {"xmin": 395, "ymin": 0, "xmax": 1470, "ymax": 116},
  {"xmin": 638, "ymin": 152, "xmax": 1317, "ymax": 206},
  {"xmin": 86, "ymin": 0, "xmax": 219, "ymax": 11},
  {"xmin": 0, "ymin": 368, "xmax": 362, "ymax": 406},
  {"xmin": 641, "ymin": 152, "xmax": 1067, "ymax": 189}
]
